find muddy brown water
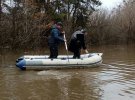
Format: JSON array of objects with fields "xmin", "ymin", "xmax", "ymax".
[{"xmin": 0, "ymin": 45, "xmax": 135, "ymax": 100}]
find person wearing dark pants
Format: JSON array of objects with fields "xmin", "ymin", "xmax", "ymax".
[
  {"xmin": 48, "ymin": 22, "xmax": 65, "ymax": 58},
  {"xmin": 68, "ymin": 27, "xmax": 88, "ymax": 59}
]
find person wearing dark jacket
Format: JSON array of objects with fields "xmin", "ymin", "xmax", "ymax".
[
  {"xmin": 48, "ymin": 22, "xmax": 65, "ymax": 58},
  {"xmin": 68, "ymin": 27, "xmax": 88, "ymax": 58}
]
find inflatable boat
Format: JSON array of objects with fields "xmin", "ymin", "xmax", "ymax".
[{"xmin": 16, "ymin": 53, "xmax": 103, "ymax": 70}]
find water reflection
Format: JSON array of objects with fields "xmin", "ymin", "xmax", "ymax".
[
  {"xmin": 0, "ymin": 45, "xmax": 135, "ymax": 100},
  {"xmin": 36, "ymin": 69, "xmax": 104, "ymax": 100}
]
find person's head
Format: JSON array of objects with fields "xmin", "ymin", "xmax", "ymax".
[
  {"xmin": 76, "ymin": 26, "xmax": 82, "ymax": 31},
  {"xmin": 56, "ymin": 22, "xmax": 63, "ymax": 30},
  {"xmin": 81, "ymin": 29, "xmax": 87, "ymax": 35}
]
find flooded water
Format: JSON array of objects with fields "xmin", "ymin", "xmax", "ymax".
[{"xmin": 0, "ymin": 45, "xmax": 135, "ymax": 100}]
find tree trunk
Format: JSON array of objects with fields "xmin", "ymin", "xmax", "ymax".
[{"xmin": 0, "ymin": 0, "xmax": 2, "ymax": 22}]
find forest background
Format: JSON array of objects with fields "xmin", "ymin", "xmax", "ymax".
[{"xmin": 0, "ymin": 0, "xmax": 135, "ymax": 50}]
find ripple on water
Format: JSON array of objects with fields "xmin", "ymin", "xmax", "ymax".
[{"xmin": 100, "ymin": 59, "xmax": 135, "ymax": 100}]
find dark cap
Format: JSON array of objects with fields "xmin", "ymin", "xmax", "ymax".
[
  {"xmin": 81, "ymin": 29, "xmax": 87, "ymax": 33},
  {"xmin": 57, "ymin": 22, "xmax": 63, "ymax": 26},
  {"xmin": 76, "ymin": 26, "xmax": 82, "ymax": 31}
]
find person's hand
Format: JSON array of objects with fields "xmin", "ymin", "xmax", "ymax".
[
  {"xmin": 61, "ymin": 31, "xmax": 65, "ymax": 34},
  {"xmin": 84, "ymin": 49, "xmax": 89, "ymax": 54}
]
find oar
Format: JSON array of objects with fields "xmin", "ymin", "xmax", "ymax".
[{"xmin": 63, "ymin": 34, "xmax": 69, "ymax": 62}]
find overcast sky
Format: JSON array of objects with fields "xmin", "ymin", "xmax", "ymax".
[{"xmin": 100, "ymin": 0, "xmax": 123, "ymax": 9}]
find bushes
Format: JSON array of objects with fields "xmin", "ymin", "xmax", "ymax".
[{"xmin": 0, "ymin": 0, "xmax": 135, "ymax": 50}]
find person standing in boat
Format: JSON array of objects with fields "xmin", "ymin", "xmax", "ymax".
[
  {"xmin": 48, "ymin": 22, "xmax": 65, "ymax": 58},
  {"xmin": 68, "ymin": 26, "xmax": 88, "ymax": 58}
]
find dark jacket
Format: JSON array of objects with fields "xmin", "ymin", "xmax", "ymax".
[
  {"xmin": 48, "ymin": 25, "xmax": 64, "ymax": 46},
  {"xmin": 68, "ymin": 30, "xmax": 86, "ymax": 52}
]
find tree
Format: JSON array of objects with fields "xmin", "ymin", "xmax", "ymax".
[
  {"xmin": 0, "ymin": 0, "xmax": 102, "ymax": 49},
  {"xmin": 0, "ymin": 0, "xmax": 1, "ymax": 21}
]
